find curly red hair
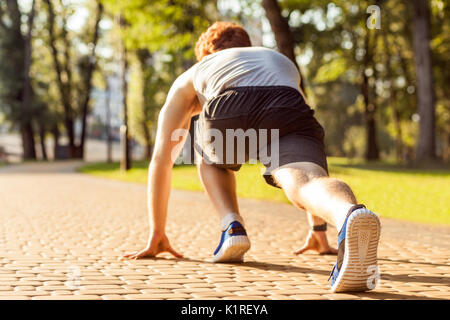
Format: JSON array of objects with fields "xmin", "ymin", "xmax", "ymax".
[{"xmin": 195, "ymin": 22, "xmax": 252, "ymax": 61}]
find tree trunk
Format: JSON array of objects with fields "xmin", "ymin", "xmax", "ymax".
[
  {"xmin": 361, "ymin": 29, "xmax": 380, "ymax": 161},
  {"xmin": 261, "ymin": 0, "xmax": 306, "ymax": 94},
  {"xmin": 44, "ymin": 0, "xmax": 75, "ymax": 155},
  {"xmin": 79, "ymin": 2, "xmax": 103, "ymax": 159},
  {"xmin": 135, "ymin": 49, "xmax": 155, "ymax": 161},
  {"xmin": 51, "ymin": 125, "xmax": 60, "ymax": 160},
  {"xmin": 120, "ymin": 18, "xmax": 131, "ymax": 171},
  {"xmin": 362, "ymin": 74, "xmax": 380, "ymax": 160},
  {"xmin": 38, "ymin": 124, "xmax": 48, "ymax": 161},
  {"xmin": 393, "ymin": 109, "xmax": 404, "ymax": 161},
  {"xmin": 382, "ymin": 29, "xmax": 404, "ymax": 162},
  {"xmin": 8, "ymin": 0, "xmax": 37, "ymax": 160},
  {"xmin": 411, "ymin": 0, "xmax": 436, "ymax": 161},
  {"xmin": 105, "ymin": 77, "xmax": 113, "ymax": 163},
  {"xmin": 20, "ymin": 123, "xmax": 36, "ymax": 160},
  {"xmin": 142, "ymin": 121, "xmax": 153, "ymax": 160},
  {"xmin": 443, "ymin": 131, "xmax": 450, "ymax": 163}
]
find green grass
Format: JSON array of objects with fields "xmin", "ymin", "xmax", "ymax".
[{"xmin": 78, "ymin": 158, "xmax": 450, "ymax": 226}]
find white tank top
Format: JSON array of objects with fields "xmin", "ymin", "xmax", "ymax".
[{"xmin": 192, "ymin": 46, "xmax": 301, "ymax": 104}]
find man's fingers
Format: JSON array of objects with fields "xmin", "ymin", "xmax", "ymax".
[
  {"xmin": 120, "ymin": 239, "xmax": 183, "ymax": 261},
  {"xmin": 120, "ymin": 250, "xmax": 150, "ymax": 260},
  {"xmin": 167, "ymin": 246, "xmax": 183, "ymax": 258},
  {"xmin": 119, "ymin": 252, "xmax": 137, "ymax": 260},
  {"xmin": 293, "ymin": 245, "xmax": 310, "ymax": 255},
  {"xmin": 134, "ymin": 250, "xmax": 155, "ymax": 259}
]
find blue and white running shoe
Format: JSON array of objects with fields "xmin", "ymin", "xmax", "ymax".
[
  {"xmin": 329, "ymin": 204, "xmax": 381, "ymax": 292},
  {"xmin": 213, "ymin": 221, "xmax": 251, "ymax": 263}
]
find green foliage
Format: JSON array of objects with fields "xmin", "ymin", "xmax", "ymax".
[
  {"xmin": 269, "ymin": 0, "xmax": 447, "ymax": 161},
  {"xmin": 1, "ymin": 0, "xmax": 448, "ymax": 163},
  {"xmin": 314, "ymin": 57, "xmax": 348, "ymax": 83},
  {"xmin": 0, "ymin": 1, "xmax": 26, "ymax": 126},
  {"xmin": 101, "ymin": 0, "xmax": 215, "ymax": 57},
  {"xmin": 128, "ymin": 50, "xmax": 163, "ymax": 151},
  {"xmin": 99, "ymin": 0, "xmax": 218, "ymax": 154},
  {"xmin": 430, "ymin": 0, "xmax": 450, "ymax": 158}
]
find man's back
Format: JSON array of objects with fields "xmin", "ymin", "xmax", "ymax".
[{"xmin": 193, "ymin": 46, "xmax": 301, "ymax": 104}]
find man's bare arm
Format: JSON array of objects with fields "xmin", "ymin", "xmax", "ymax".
[{"xmin": 121, "ymin": 67, "xmax": 201, "ymax": 260}]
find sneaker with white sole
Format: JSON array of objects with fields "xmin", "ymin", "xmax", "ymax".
[
  {"xmin": 329, "ymin": 204, "xmax": 381, "ymax": 292},
  {"xmin": 213, "ymin": 221, "xmax": 251, "ymax": 263}
]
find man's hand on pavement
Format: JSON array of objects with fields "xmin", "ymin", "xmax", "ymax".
[
  {"xmin": 293, "ymin": 230, "xmax": 337, "ymax": 255},
  {"xmin": 120, "ymin": 232, "xmax": 183, "ymax": 260}
]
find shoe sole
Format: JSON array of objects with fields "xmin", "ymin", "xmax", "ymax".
[
  {"xmin": 213, "ymin": 235, "xmax": 251, "ymax": 263},
  {"xmin": 331, "ymin": 209, "xmax": 381, "ymax": 293}
]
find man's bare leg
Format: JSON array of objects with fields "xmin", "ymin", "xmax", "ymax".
[
  {"xmin": 271, "ymin": 162, "xmax": 344, "ymax": 255},
  {"xmin": 197, "ymin": 159, "xmax": 336, "ymax": 256},
  {"xmin": 197, "ymin": 159, "xmax": 250, "ymax": 262},
  {"xmin": 272, "ymin": 162, "xmax": 357, "ymax": 231},
  {"xmin": 273, "ymin": 162, "xmax": 381, "ymax": 292},
  {"xmin": 197, "ymin": 158, "xmax": 241, "ymax": 220}
]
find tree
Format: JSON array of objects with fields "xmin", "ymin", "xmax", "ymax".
[
  {"xmin": 79, "ymin": 2, "xmax": 104, "ymax": 159},
  {"xmin": 101, "ymin": 0, "xmax": 217, "ymax": 166},
  {"xmin": 43, "ymin": 0, "xmax": 103, "ymax": 159},
  {"xmin": 430, "ymin": 0, "xmax": 450, "ymax": 162},
  {"xmin": 0, "ymin": 0, "xmax": 37, "ymax": 160},
  {"xmin": 361, "ymin": 23, "xmax": 380, "ymax": 160},
  {"xmin": 22, "ymin": 0, "xmax": 38, "ymax": 160},
  {"xmin": 279, "ymin": 0, "xmax": 382, "ymax": 159},
  {"xmin": 378, "ymin": 0, "xmax": 417, "ymax": 161},
  {"xmin": 411, "ymin": 0, "xmax": 436, "ymax": 161},
  {"xmin": 261, "ymin": 0, "xmax": 306, "ymax": 93},
  {"xmin": 104, "ymin": 75, "xmax": 113, "ymax": 163},
  {"xmin": 119, "ymin": 16, "xmax": 131, "ymax": 171},
  {"xmin": 44, "ymin": 0, "xmax": 75, "ymax": 156},
  {"xmin": 129, "ymin": 49, "xmax": 160, "ymax": 160}
]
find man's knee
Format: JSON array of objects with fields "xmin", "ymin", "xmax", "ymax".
[
  {"xmin": 321, "ymin": 178, "xmax": 356, "ymax": 200},
  {"xmin": 273, "ymin": 162, "xmax": 328, "ymax": 190},
  {"xmin": 301, "ymin": 176, "xmax": 356, "ymax": 203},
  {"xmin": 197, "ymin": 158, "xmax": 234, "ymax": 175},
  {"xmin": 274, "ymin": 168, "xmax": 310, "ymax": 188}
]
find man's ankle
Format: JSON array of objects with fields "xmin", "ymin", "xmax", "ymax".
[{"xmin": 221, "ymin": 212, "xmax": 244, "ymax": 231}]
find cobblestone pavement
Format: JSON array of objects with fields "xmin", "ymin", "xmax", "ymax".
[{"xmin": 0, "ymin": 161, "xmax": 449, "ymax": 300}]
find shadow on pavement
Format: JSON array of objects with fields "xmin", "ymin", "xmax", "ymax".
[
  {"xmin": 121, "ymin": 256, "xmax": 444, "ymax": 300},
  {"xmin": 352, "ymin": 291, "xmax": 443, "ymax": 300},
  {"xmin": 381, "ymin": 273, "xmax": 450, "ymax": 285},
  {"xmin": 242, "ymin": 260, "xmax": 331, "ymax": 276},
  {"xmin": 379, "ymin": 257, "xmax": 450, "ymax": 268}
]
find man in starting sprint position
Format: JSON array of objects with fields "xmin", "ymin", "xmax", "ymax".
[{"xmin": 121, "ymin": 22, "xmax": 381, "ymax": 292}]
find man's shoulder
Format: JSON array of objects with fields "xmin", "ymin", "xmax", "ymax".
[
  {"xmin": 198, "ymin": 46, "xmax": 277, "ymax": 61},
  {"xmin": 168, "ymin": 67, "xmax": 197, "ymax": 98}
]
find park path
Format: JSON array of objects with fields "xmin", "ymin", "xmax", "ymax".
[{"xmin": 0, "ymin": 161, "xmax": 449, "ymax": 300}]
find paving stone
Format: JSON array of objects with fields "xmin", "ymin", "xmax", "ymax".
[
  {"xmin": 101, "ymin": 295, "xmax": 126, "ymax": 300},
  {"xmin": 32, "ymin": 295, "xmax": 101, "ymax": 300},
  {"xmin": 289, "ymin": 294, "xmax": 328, "ymax": 300},
  {"xmin": 124, "ymin": 293, "xmax": 191, "ymax": 299},
  {"xmin": 0, "ymin": 296, "xmax": 31, "ymax": 300},
  {"xmin": 0, "ymin": 161, "xmax": 448, "ymax": 300},
  {"xmin": 0, "ymin": 286, "xmax": 13, "ymax": 291}
]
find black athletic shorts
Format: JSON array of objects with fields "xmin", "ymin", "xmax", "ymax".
[{"xmin": 195, "ymin": 86, "xmax": 328, "ymax": 188}]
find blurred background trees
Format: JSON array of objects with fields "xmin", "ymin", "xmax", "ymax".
[{"xmin": 0, "ymin": 0, "xmax": 448, "ymax": 165}]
